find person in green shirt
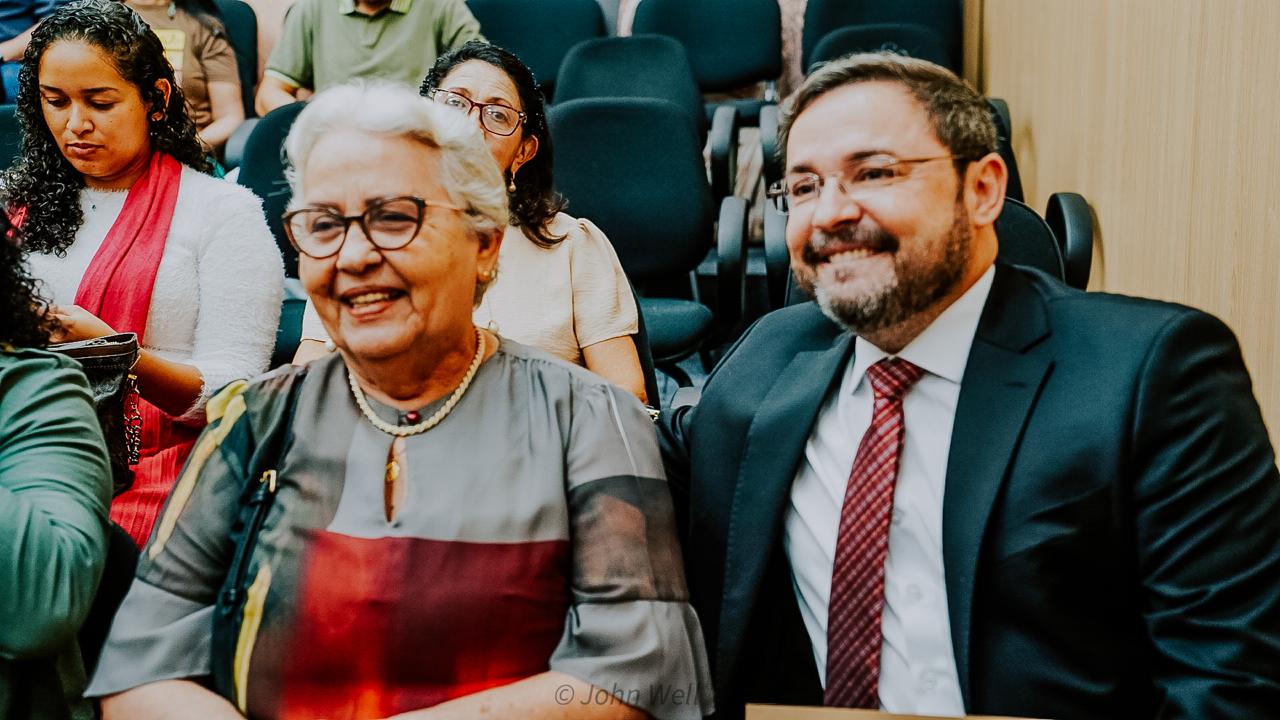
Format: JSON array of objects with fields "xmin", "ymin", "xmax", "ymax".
[
  {"xmin": 256, "ymin": 0, "xmax": 483, "ymax": 114},
  {"xmin": 0, "ymin": 212, "xmax": 112, "ymax": 719}
]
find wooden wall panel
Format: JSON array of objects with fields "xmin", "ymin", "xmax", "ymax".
[{"xmin": 981, "ymin": 0, "xmax": 1280, "ymax": 444}]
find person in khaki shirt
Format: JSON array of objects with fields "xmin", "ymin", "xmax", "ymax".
[
  {"xmin": 256, "ymin": 0, "xmax": 482, "ymax": 115},
  {"xmin": 127, "ymin": 0, "xmax": 244, "ymax": 151}
]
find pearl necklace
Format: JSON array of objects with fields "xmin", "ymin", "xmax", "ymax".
[{"xmin": 347, "ymin": 327, "xmax": 486, "ymax": 437}]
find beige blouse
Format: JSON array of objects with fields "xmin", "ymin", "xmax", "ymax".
[{"xmin": 302, "ymin": 213, "xmax": 638, "ymax": 367}]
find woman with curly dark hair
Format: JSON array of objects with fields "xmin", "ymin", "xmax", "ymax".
[
  {"xmin": 0, "ymin": 212, "xmax": 111, "ymax": 720},
  {"xmin": 7, "ymin": 0, "xmax": 283, "ymax": 548},
  {"xmin": 294, "ymin": 42, "xmax": 647, "ymax": 403}
]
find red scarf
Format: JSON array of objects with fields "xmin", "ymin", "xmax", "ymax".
[
  {"xmin": 71, "ymin": 151, "xmax": 192, "ymax": 547},
  {"xmin": 73, "ymin": 151, "xmax": 183, "ymax": 343}
]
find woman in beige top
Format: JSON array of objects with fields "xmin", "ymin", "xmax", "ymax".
[
  {"xmin": 126, "ymin": 0, "xmax": 244, "ymax": 151},
  {"xmin": 298, "ymin": 41, "xmax": 645, "ymax": 402}
]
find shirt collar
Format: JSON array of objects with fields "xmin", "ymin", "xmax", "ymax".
[
  {"xmin": 849, "ymin": 263, "xmax": 996, "ymax": 390},
  {"xmin": 339, "ymin": 0, "xmax": 412, "ymax": 16}
]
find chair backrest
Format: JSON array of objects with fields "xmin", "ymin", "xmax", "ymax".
[
  {"xmin": 555, "ymin": 35, "xmax": 705, "ymax": 133},
  {"xmin": 630, "ymin": 0, "xmax": 782, "ymax": 93},
  {"xmin": 993, "ymin": 197, "xmax": 1066, "ymax": 279},
  {"xmin": 549, "ymin": 97, "xmax": 713, "ymax": 283},
  {"xmin": 235, "ymin": 102, "xmax": 305, "ymax": 276},
  {"xmin": 801, "ymin": 0, "xmax": 962, "ymax": 72},
  {"xmin": 213, "ymin": 0, "xmax": 259, "ymax": 118},
  {"xmin": 466, "ymin": 0, "xmax": 605, "ymax": 98},
  {"xmin": 987, "ymin": 98, "xmax": 1025, "ymax": 202},
  {"xmin": 808, "ymin": 22, "xmax": 950, "ymax": 73},
  {"xmin": 0, "ymin": 104, "xmax": 21, "ymax": 171},
  {"xmin": 272, "ymin": 277, "xmax": 307, "ymax": 369},
  {"xmin": 784, "ymin": 197, "xmax": 1065, "ymax": 306}
]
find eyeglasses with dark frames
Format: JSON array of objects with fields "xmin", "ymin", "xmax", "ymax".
[
  {"xmin": 428, "ymin": 88, "xmax": 527, "ymax": 137},
  {"xmin": 766, "ymin": 154, "xmax": 960, "ymax": 214},
  {"xmin": 282, "ymin": 196, "xmax": 463, "ymax": 259}
]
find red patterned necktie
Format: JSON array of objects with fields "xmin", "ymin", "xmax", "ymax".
[{"xmin": 825, "ymin": 357, "xmax": 926, "ymax": 708}]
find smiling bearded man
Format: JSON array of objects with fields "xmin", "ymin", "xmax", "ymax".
[
  {"xmin": 658, "ymin": 51, "xmax": 1280, "ymax": 720},
  {"xmin": 799, "ymin": 191, "xmax": 972, "ymax": 336}
]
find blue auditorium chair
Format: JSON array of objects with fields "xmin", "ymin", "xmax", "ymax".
[
  {"xmin": 465, "ymin": 0, "xmax": 605, "ymax": 98},
  {"xmin": 213, "ymin": 0, "xmax": 259, "ymax": 118},
  {"xmin": 809, "ymin": 22, "xmax": 951, "ymax": 72},
  {"xmin": 801, "ymin": 0, "xmax": 963, "ymax": 73},
  {"xmin": 549, "ymin": 97, "xmax": 748, "ymax": 385},
  {"xmin": 555, "ymin": 34, "xmax": 737, "ymax": 203}
]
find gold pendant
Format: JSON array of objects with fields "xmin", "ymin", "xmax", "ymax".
[{"xmin": 384, "ymin": 438, "xmax": 405, "ymax": 522}]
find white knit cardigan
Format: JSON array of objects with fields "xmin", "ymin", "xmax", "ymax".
[{"xmin": 26, "ymin": 166, "xmax": 284, "ymax": 420}]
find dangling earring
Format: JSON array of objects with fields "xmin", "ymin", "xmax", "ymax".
[{"xmin": 507, "ymin": 171, "xmax": 517, "ymax": 194}]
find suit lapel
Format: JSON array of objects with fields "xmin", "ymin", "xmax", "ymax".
[
  {"xmin": 944, "ymin": 265, "xmax": 1055, "ymax": 706},
  {"xmin": 717, "ymin": 330, "xmax": 854, "ymax": 685}
]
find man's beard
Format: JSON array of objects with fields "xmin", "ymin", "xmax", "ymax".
[{"xmin": 794, "ymin": 199, "xmax": 972, "ymax": 335}]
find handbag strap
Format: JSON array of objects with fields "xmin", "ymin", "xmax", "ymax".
[{"xmin": 211, "ymin": 369, "xmax": 307, "ymax": 699}]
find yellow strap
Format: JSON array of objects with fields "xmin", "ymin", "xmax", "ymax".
[
  {"xmin": 147, "ymin": 384, "xmax": 249, "ymax": 560},
  {"xmin": 206, "ymin": 380, "xmax": 249, "ymax": 423},
  {"xmin": 233, "ymin": 563, "xmax": 273, "ymax": 713}
]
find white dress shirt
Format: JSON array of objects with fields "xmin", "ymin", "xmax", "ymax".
[{"xmin": 783, "ymin": 265, "xmax": 995, "ymax": 716}]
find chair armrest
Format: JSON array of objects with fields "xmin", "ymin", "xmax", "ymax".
[
  {"xmin": 222, "ymin": 117, "xmax": 260, "ymax": 171},
  {"xmin": 1045, "ymin": 192, "xmax": 1094, "ymax": 290},
  {"xmin": 708, "ymin": 104, "xmax": 739, "ymax": 202},
  {"xmin": 715, "ymin": 195, "xmax": 749, "ymax": 327},
  {"xmin": 763, "ymin": 200, "xmax": 790, "ymax": 308},
  {"xmin": 759, "ymin": 102, "xmax": 782, "ymax": 189}
]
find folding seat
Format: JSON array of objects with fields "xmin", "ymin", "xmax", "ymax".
[
  {"xmin": 988, "ymin": 97, "xmax": 1026, "ymax": 202},
  {"xmin": 631, "ymin": 0, "xmax": 783, "ymax": 190},
  {"xmin": 555, "ymin": 34, "xmax": 737, "ymax": 203},
  {"xmin": 995, "ymin": 197, "xmax": 1068, "ymax": 280},
  {"xmin": 628, "ymin": 281, "xmax": 663, "ymax": 407},
  {"xmin": 234, "ymin": 102, "xmax": 307, "ymax": 366},
  {"xmin": 213, "ymin": 0, "xmax": 259, "ymax": 118},
  {"xmin": 236, "ymin": 101, "xmax": 306, "ymax": 275},
  {"xmin": 630, "ymin": 0, "xmax": 780, "ymax": 125},
  {"xmin": 549, "ymin": 97, "xmax": 748, "ymax": 385},
  {"xmin": 808, "ymin": 22, "xmax": 951, "ymax": 72},
  {"xmin": 465, "ymin": 0, "xmax": 605, "ymax": 98},
  {"xmin": 801, "ymin": 0, "xmax": 962, "ymax": 73}
]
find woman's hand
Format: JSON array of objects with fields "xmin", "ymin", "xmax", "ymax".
[
  {"xmin": 50, "ymin": 304, "xmax": 116, "ymax": 343},
  {"xmin": 48, "ymin": 305, "xmax": 208, "ymax": 416}
]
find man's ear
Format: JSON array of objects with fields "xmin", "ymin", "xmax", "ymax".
[{"xmin": 965, "ymin": 152, "xmax": 1008, "ymax": 227}]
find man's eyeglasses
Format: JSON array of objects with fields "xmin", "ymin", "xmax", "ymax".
[
  {"xmin": 428, "ymin": 89, "xmax": 527, "ymax": 137},
  {"xmin": 282, "ymin": 196, "xmax": 463, "ymax": 259},
  {"xmin": 766, "ymin": 155, "xmax": 959, "ymax": 214}
]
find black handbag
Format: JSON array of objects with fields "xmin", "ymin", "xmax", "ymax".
[{"xmin": 47, "ymin": 332, "xmax": 142, "ymax": 496}]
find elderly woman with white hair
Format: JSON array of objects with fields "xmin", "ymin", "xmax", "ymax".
[{"xmin": 86, "ymin": 82, "xmax": 712, "ymax": 720}]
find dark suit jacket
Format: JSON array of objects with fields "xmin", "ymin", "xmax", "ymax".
[{"xmin": 661, "ymin": 263, "xmax": 1280, "ymax": 719}]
